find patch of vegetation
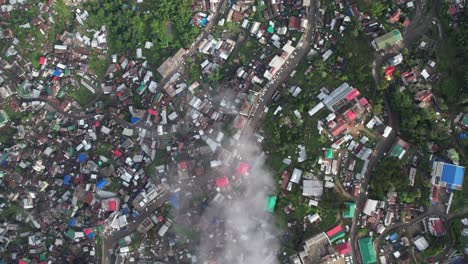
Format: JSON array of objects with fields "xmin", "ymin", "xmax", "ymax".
[
  {"xmin": 144, "ymin": 152, "xmax": 169, "ymax": 177},
  {"xmin": 96, "ymin": 143, "xmax": 113, "ymax": 156},
  {"xmin": 89, "ymin": 53, "xmax": 107, "ymax": 79},
  {"xmin": 85, "ymin": 0, "xmax": 200, "ymax": 66},
  {"xmin": 431, "ymin": 3, "xmax": 468, "ymax": 111},
  {"xmin": 67, "ymin": 86, "xmax": 96, "ymax": 106},
  {"xmin": 369, "ymin": 158, "xmax": 409, "ymax": 199}
]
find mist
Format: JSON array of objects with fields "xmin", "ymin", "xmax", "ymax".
[{"xmin": 196, "ymin": 137, "xmax": 279, "ymax": 264}]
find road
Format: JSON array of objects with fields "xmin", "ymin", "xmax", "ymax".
[
  {"xmin": 373, "ymin": 206, "xmax": 468, "ymax": 262},
  {"xmin": 244, "ymin": 0, "xmax": 320, "ymax": 133},
  {"xmin": 101, "ymin": 191, "xmax": 170, "ymax": 264},
  {"xmin": 155, "ymin": 0, "xmax": 228, "ymax": 91},
  {"xmin": 350, "ymin": 0, "xmax": 440, "ymax": 263}
]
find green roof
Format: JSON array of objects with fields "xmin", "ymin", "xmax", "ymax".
[
  {"xmin": 343, "ymin": 202, "xmax": 355, "ymax": 219},
  {"xmin": 267, "ymin": 26, "xmax": 274, "ymax": 33},
  {"xmin": 65, "ymin": 229, "xmax": 75, "ymax": 239},
  {"xmin": 463, "ymin": 115, "xmax": 468, "ymax": 126},
  {"xmin": 373, "ymin": 29, "xmax": 402, "ymax": 50},
  {"xmin": 39, "ymin": 253, "xmax": 47, "ymax": 261},
  {"xmin": 266, "ymin": 195, "xmax": 277, "ymax": 213},
  {"xmin": 389, "ymin": 144, "xmax": 405, "ymax": 159},
  {"xmin": 358, "ymin": 237, "xmax": 377, "ymax": 264},
  {"xmin": 326, "ymin": 148, "xmax": 333, "ymax": 159},
  {"xmin": 329, "ymin": 231, "xmax": 345, "ymax": 243}
]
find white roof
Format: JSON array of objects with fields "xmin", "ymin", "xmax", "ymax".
[{"xmin": 290, "ymin": 168, "xmax": 302, "ymax": 183}]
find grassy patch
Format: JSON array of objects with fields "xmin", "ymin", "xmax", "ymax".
[
  {"xmin": 96, "ymin": 143, "xmax": 113, "ymax": 156},
  {"xmin": 67, "ymin": 86, "xmax": 96, "ymax": 106},
  {"xmin": 89, "ymin": 53, "xmax": 107, "ymax": 79}
]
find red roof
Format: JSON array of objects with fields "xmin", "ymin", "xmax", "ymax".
[
  {"xmin": 336, "ymin": 242, "xmax": 351, "ymax": 255},
  {"xmin": 117, "ymin": 92, "xmax": 123, "ymax": 97},
  {"xmin": 281, "ymin": 171, "xmax": 291, "ymax": 189},
  {"xmin": 431, "ymin": 186, "xmax": 439, "ymax": 203},
  {"xmin": 432, "ymin": 218, "xmax": 445, "ymax": 236},
  {"xmin": 330, "ymin": 121, "xmax": 347, "ymax": 137},
  {"xmin": 95, "ymin": 121, "xmax": 101, "ymax": 127},
  {"xmin": 388, "ymin": 10, "xmax": 401, "ymax": 23},
  {"xmin": 157, "ymin": 215, "xmax": 164, "ymax": 222},
  {"xmin": 84, "ymin": 228, "xmax": 92, "ymax": 235},
  {"xmin": 216, "ymin": 176, "xmax": 230, "ymax": 188},
  {"xmin": 234, "ymin": 116, "xmax": 248, "ymax": 129},
  {"xmin": 403, "ymin": 18, "xmax": 411, "ymax": 27},
  {"xmin": 448, "ymin": 5, "xmax": 459, "ymax": 16},
  {"xmin": 345, "ymin": 110, "xmax": 357, "ymax": 122},
  {"xmin": 38, "ymin": 56, "xmax": 46, "ymax": 65},
  {"xmin": 108, "ymin": 200, "xmax": 117, "ymax": 211},
  {"xmin": 289, "ymin": 16, "xmax": 301, "ymax": 30},
  {"xmin": 179, "ymin": 161, "xmax": 187, "ymax": 171},
  {"xmin": 359, "ymin": 97, "xmax": 369, "ymax": 107},
  {"xmin": 19, "ymin": 261, "xmax": 27, "ymax": 264},
  {"xmin": 326, "ymin": 225, "xmax": 343, "ymax": 237},
  {"xmin": 384, "ymin": 66, "xmax": 396, "ymax": 77},
  {"xmin": 147, "ymin": 109, "xmax": 158, "ymax": 116},
  {"xmin": 113, "ymin": 149, "xmax": 122, "ymax": 157},
  {"xmin": 345, "ymin": 88, "xmax": 360, "ymax": 101},
  {"xmin": 236, "ymin": 162, "xmax": 249, "ymax": 175}
]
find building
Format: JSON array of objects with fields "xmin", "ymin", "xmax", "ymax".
[
  {"xmin": 413, "ymin": 236, "xmax": 429, "ymax": 251},
  {"xmin": 0, "ymin": 110, "xmax": 9, "ymax": 128},
  {"xmin": 302, "ymin": 180, "xmax": 323, "ymax": 197},
  {"xmin": 343, "ymin": 202, "xmax": 356, "ymax": 219},
  {"xmin": 371, "ymin": 29, "xmax": 403, "ymax": 50},
  {"xmin": 322, "ymin": 82, "xmax": 354, "ymax": 111},
  {"xmin": 336, "ymin": 242, "xmax": 351, "ymax": 255},
  {"xmin": 358, "ymin": 237, "xmax": 377, "ymax": 264},
  {"xmin": 326, "ymin": 225, "xmax": 345, "ymax": 243},
  {"xmin": 431, "ymin": 161, "xmax": 465, "ymax": 190}
]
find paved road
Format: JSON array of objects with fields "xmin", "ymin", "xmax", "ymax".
[
  {"xmin": 349, "ymin": 0, "xmax": 441, "ymax": 262},
  {"xmin": 244, "ymin": 0, "xmax": 320, "ymax": 133}
]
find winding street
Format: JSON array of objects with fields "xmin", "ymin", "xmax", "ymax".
[
  {"xmin": 349, "ymin": 0, "xmax": 440, "ymax": 263},
  {"xmin": 245, "ymin": 0, "xmax": 320, "ymax": 132},
  {"xmin": 373, "ymin": 207, "xmax": 468, "ymax": 262}
]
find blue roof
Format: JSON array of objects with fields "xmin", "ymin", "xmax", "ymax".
[
  {"xmin": 130, "ymin": 117, "xmax": 140, "ymax": 124},
  {"xmin": 389, "ymin": 233, "xmax": 399, "ymax": 242},
  {"xmin": 459, "ymin": 133, "xmax": 467, "ymax": 140},
  {"xmin": 87, "ymin": 232, "xmax": 95, "ymax": 238},
  {"xmin": 168, "ymin": 194, "xmax": 179, "ymax": 209},
  {"xmin": 121, "ymin": 207, "xmax": 130, "ymax": 215},
  {"xmin": 53, "ymin": 69, "xmax": 62, "ymax": 77},
  {"xmin": 78, "ymin": 153, "xmax": 87, "ymax": 163},
  {"xmin": 132, "ymin": 211, "xmax": 140, "ymax": 217},
  {"xmin": 96, "ymin": 179, "xmax": 107, "ymax": 189},
  {"xmin": 64, "ymin": 175, "xmax": 71, "ymax": 185},
  {"xmin": 69, "ymin": 218, "xmax": 76, "ymax": 227},
  {"xmin": 441, "ymin": 163, "xmax": 465, "ymax": 187}
]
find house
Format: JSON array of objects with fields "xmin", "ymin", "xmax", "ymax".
[
  {"xmin": 428, "ymin": 217, "xmax": 446, "ymax": 237},
  {"xmin": 302, "ymin": 180, "xmax": 323, "ymax": 197},
  {"xmin": 371, "ymin": 29, "xmax": 403, "ymax": 50},
  {"xmin": 358, "ymin": 237, "xmax": 377, "ymax": 264},
  {"xmin": 343, "ymin": 202, "xmax": 355, "ymax": 219},
  {"xmin": 290, "ymin": 168, "xmax": 302, "ymax": 184},
  {"xmin": 336, "ymin": 242, "xmax": 351, "ymax": 255},
  {"xmin": 326, "ymin": 225, "xmax": 345, "ymax": 243},
  {"xmin": 0, "ymin": 110, "xmax": 9, "ymax": 128},
  {"xmin": 413, "ymin": 236, "xmax": 429, "ymax": 251},
  {"xmin": 289, "ymin": 16, "xmax": 301, "ymax": 30},
  {"xmin": 431, "ymin": 161, "xmax": 465, "ymax": 190}
]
